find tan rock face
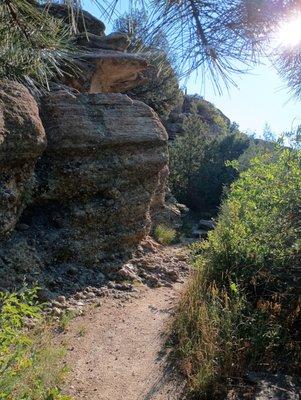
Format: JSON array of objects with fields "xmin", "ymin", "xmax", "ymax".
[
  {"xmin": 42, "ymin": 4, "xmax": 149, "ymax": 94},
  {"xmin": 0, "ymin": 90, "xmax": 168, "ymax": 289},
  {"xmin": 68, "ymin": 51, "xmax": 148, "ymax": 93},
  {"xmin": 0, "ymin": 81, "xmax": 46, "ymax": 237}
]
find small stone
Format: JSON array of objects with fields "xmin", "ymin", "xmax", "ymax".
[
  {"xmin": 97, "ymin": 288, "xmax": 109, "ymax": 297},
  {"xmin": 117, "ymin": 264, "xmax": 140, "ymax": 281},
  {"xmin": 57, "ymin": 295, "xmax": 66, "ymax": 303},
  {"xmin": 52, "ymin": 307, "xmax": 62, "ymax": 317},
  {"xmin": 167, "ymin": 270, "xmax": 179, "ymax": 282},
  {"xmin": 74, "ymin": 292, "xmax": 83, "ymax": 300},
  {"xmin": 147, "ymin": 276, "xmax": 160, "ymax": 288},
  {"xmin": 37, "ymin": 288, "xmax": 52, "ymax": 302},
  {"xmin": 115, "ymin": 283, "xmax": 133, "ymax": 292},
  {"xmin": 51, "ymin": 300, "xmax": 64, "ymax": 308},
  {"xmin": 176, "ymin": 254, "xmax": 188, "ymax": 262}
]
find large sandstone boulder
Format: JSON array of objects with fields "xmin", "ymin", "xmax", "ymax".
[
  {"xmin": 0, "ymin": 91, "xmax": 168, "ymax": 290},
  {"xmin": 0, "ymin": 81, "xmax": 46, "ymax": 238}
]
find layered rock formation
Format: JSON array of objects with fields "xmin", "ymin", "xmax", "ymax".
[
  {"xmin": 37, "ymin": 92, "xmax": 168, "ymax": 262},
  {"xmin": 0, "ymin": 7, "xmax": 179, "ymax": 292},
  {"xmin": 0, "ymin": 82, "xmax": 168, "ymax": 291},
  {"xmin": 43, "ymin": 4, "xmax": 148, "ymax": 94}
]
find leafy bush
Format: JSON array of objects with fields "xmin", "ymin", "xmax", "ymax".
[
  {"xmin": 0, "ymin": 289, "xmax": 71, "ymax": 400},
  {"xmin": 173, "ymin": 149, "xmax": 301, "ymax": 398},
  {"xmin": 154, "ymin": 224, "xmax": 176, "ymax": 245}
]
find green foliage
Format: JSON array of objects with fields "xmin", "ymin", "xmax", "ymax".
[
  {"xmin": 58, "ymin": 310, "xmax": 77, "ymax": 332},
  {"xmin": 186, "ymin": 96, "xmax": 230, "ymax": 132},
  {"xmin": 114, "ymin": 11, "xmax": 183, "ymax": 117},
  {"xmin": 154, "ymin": 224, "xmax": 176, "ymax": 245},
  {"xmin": 173, "ymin": 149, "xmax": 301, "ymax": 397},
  {"xmin": 0, "ymin": 289, "xmax": 71, "ymax": 400},
  {"xmin": 169, "ymin": 112, "xmax": 249, "ymax": 213},
  {"xmin": 0, "ymin": 0, "xmax": 74, "ymax": 90},
  {"xmin": 169, "ymin": 114, "xmax": 210, "ymax": 205},
  {"xmin": 237, "ymin": 137, "xmax": 275, "ymax": 171}
]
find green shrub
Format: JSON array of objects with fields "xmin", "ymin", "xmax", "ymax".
[
  {"xmin": 154, "ymin": 224, "xmax": 176, "ymax": 245},
  {"xmin": 0, "ymin": 289, "xmax": 71, "ymax": 400},
  {"xmin": 169, "ymin": 114, "xmax": 250, "ymax": 213},
  {"xmin": 173, "ymin": 148, "xmax": 301, "ymax": 398}
]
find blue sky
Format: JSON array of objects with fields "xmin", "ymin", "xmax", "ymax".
[{"xmin": 83, "ymin": 1, "xmax": 301, "ymax": 137}]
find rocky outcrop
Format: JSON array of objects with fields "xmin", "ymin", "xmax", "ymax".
[
  {"xmin": 0, "ymin": 86, "xmax": 168, "ymax": 291},
  {"xmin": 68, "ymin": 50, "xmax": 148, "ymax": 93},
  {"xmin": 163, "ymin": 95, "xmax": 231, "ymax": 140},
  {"xmin": 0, "ymin": 81, "xmax": 46, "ymax": 238},
  {"xmin": 40, "ymin": 4, "xmax": 106, "ymax": 36},
  {"xmin": 36, "ymin": 92, "xmax": 168, "ymax": 261},
  {"xmin": 42, "ymin": 4, "xmax": 148, "ymax": 94},
  {"xmin": 150, "ymin": 165, "xmax": 188, "ymax": 229},
  {"xmin": 0, "ymin": 8, "xmax": 175, "ymax": 293}
]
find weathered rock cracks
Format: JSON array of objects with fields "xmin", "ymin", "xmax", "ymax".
[
  {"xmin": 0, "ymin": 81, "xmax": 46, "ymax": 238},
  {"xmin": 0, "ymin": 81, "xmax": 169, "ymax": 292}
]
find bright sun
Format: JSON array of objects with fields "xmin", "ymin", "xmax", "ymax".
[{"xmin": 277, "ymin": 14, "xmax": 301, "ymax": 47}]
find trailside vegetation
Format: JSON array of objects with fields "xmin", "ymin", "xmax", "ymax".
[
  {"xmin": 173, "ymin": 147, "xmax": 301, "ymax": 398},
  {"xmin": 0, "ymin": 289, "xmax": 70, "ymax": 400}
]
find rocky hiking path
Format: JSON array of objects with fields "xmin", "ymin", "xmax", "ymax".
[{"xmin": 58, "ymin": 244, "xmax": 190, "ymax": 400}]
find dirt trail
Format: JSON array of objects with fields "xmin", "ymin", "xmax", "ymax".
[{"xmin": 59, "ymin": 246, "xmax": 189, "ymax": 400}]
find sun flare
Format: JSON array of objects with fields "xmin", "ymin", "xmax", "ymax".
[{"xmin": 276, "ymin": 14, "xmax": 301, "ymax": 48}]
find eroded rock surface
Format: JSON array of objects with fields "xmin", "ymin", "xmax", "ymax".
[
  {"xmin": 68, "ymin": 51, "xmax": 148, "ymax": 93},
  {"xmin": 42, "ymin": 4, "xmax": 149, "ymax": 94},
  {"xmin": 0, "ymin": 81, "xmax": 46, "ymax": 238},
  {"xmin": 37, "ymin": 92, "xmax": 168, "ymax": 261},
  {"xmin": 150, "ymin": 165, "xmax": 188, "ymax": 229},
  {"xmin": 0, "ymin": 90, "xmax": 168, "ymax": 292}
]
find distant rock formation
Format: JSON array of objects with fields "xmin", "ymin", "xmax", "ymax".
[{"xmin": 163, "ymin": 94, "xmax": 231, "ymax": 140}]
